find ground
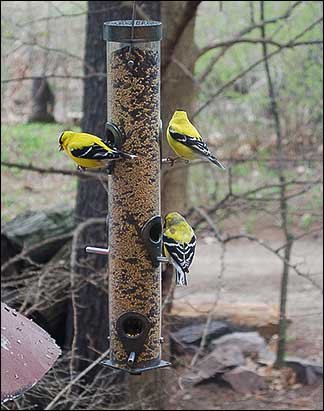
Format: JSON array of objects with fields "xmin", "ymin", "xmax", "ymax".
[
  {"xmin": 169, "ymin": 382, "xmax": 323, "ymax": 410},
  {"xmin": 176, "ymin": 235, "xmax": 323, "ymax": 360},
  {"xmin": 168, "ymin": 234, "xmax": 323, "ymax": 410}
]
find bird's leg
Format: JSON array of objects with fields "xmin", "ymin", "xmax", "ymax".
[
  {"xmin": 105, "ymin": 163, "xmax": 114, "ymax": 175},
  {"xmin": 161, "ymin": 157, "xmax": 189, "ymax": 167},
  {"xmin": 161, "ymin": 157, "xmax": 178, "ymax": 166}
]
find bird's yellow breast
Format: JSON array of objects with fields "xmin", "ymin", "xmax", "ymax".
[
  {"xmin": 167, "ymin": 129, "xmax": 197, "ymax": 160},
  {"xmin": 66, "ymin": 151, "xmax": 104, "ymax": 168},
  {"xmin": 62, "ymin": 132, "xmax": 111, "ymax": 169},
  {"xmin": 167, "ymin": 112, "xmax": 203, "ymax": 160},
  {"xmin": 169, "ymin": 114, "xmax": 202, "ymax": 139}
]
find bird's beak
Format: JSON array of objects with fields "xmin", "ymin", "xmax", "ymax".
[{"xmin": 59, "ymin": 145, "xmax": 63, "ymax": 151}]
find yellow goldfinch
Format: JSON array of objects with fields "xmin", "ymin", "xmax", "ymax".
[
  {"xmin": 167, "ymin": 110, "xmax": 225, "ymax": 169},
  {"xmin": 163, "ymin": 212, "xmax": 196, "ymax": 286},
  {"xmin": 59, "ymin": 131, "xmax": 136, "ymax": 170}
]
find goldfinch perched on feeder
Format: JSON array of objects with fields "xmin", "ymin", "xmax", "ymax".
[
  {"xmin": 163, "ymin": 212, "xmax": 196, "ymax": 286},
  {"xmin": 59, "ymin": 131, "xmax": 136, "ymax": 170},
  {"xmin": 167, "ymin": 110, "xmax": 225, "ymax": 169}
]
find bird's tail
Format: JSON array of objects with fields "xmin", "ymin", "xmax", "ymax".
[
  {"xmin": 176, "ymin": 270, "xmax": 188, "ymax": 286},
  {"xmin": 208, "ymin": 154, "xmax": 225, "ymax": 170}
]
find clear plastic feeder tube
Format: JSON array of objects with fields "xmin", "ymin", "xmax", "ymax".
[{"xmin": 103, "ymin": 20, "xmax": 167, "ymax": 372}]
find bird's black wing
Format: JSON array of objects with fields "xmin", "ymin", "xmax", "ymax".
[
  {"xmin": 71, "ymin": 143, "xmax": 121, "ymax": 160},
  {"xmin": 163, "ymin": 234, "xmax": 196, "ymax": 273},
  {"xmin": 169, "ymin": 129, "xmax": 211, "ymax": 157},
  {"xmin": 169, "ymin": 129, "xmax": 225, "ymax": 169},
  {"xmin": 184, "ymin": 235, "xmax": 196, "ymax": 271}
]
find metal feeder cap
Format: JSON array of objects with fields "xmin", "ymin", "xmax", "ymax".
[{"xmin": 103, "ymin": 20, "xmax": 162, "ymax": 42}]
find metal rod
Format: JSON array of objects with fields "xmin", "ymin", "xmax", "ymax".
[
  {"xmin": 127, "ymin": 351, "xmax": 136, "ymax": 365},
  {"xmin": 85, "ymin": 246, "xmax": 110, "ymax": 255},
  {"xmin": 130, "ymin": 0, "xmax": 136, "ymax": 52},
  {"xmin": 157, "ymin": 256, "xmax": 169, "ymax": 263}
]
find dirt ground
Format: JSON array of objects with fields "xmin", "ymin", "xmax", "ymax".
[{"xmin": 169, "ymin": 235, "xmax": 323, "ymax": 410}]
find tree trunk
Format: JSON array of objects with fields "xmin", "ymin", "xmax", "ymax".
[
  {"xmin": 158, "ymin": 3, "xmax": 199, "ymax": 410},
  {"xmin": 161, "ymin": 1, "xmax": 199, "ymax": 211},
  {"xmin": 64, "ymin": 1, "xmax": 131, "ymax": 372},
  {"xmin": 28, "ymin": 77, "xmax": 55, "ymax": 123},
  {"xmin": 161, "ymin": 0, "xmax": 199, "ymax": 305}
]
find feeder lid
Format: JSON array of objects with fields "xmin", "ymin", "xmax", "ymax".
[{"xmin": 103, "ymin": 20, "xmax": 162, "ymax": 42}]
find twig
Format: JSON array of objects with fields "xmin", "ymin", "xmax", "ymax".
[
  {"xmin": 44, "ymin": 348, "xmax": 110, "ymax": 410},
  {"xmin": 1, "ymin": 161, "xmax": 109, "ymax": 179},
  {"xmin": 193, "ymin": 207, "xmax": 223, "ymax": 242},
  {"xmin": 1, "ymin": 233, "xmax": 73, "ymax": 273},
  {"xmin": 1, "ymin": 73, "xmax": 106, "ymax": 83},
  {"xmin": 197, "ymin": 0, "xmax": 304, "ymax": 82},
  {"xmin": 69, "ymin": 218, "xmax": 106, "ymax": 380},
  {"xmin": 197, "ymin": 37, "xmax": 322, "ymax": 59},
  {"xmin": 3, "ymin": 34, "xmax": 87, "ymax": 65},
  {"xmin": 275, "ymin": 226, "xmax": 323, "ymax": 253},
  {"xmin": 193, "ymin": 16, "xmax": 323, "ymax": 118},
  {"xmin": 192, "ymin": 206, "xmax": 323, "ymax": 293},
  {"xmin": 190, "ymin": 231, "xmax": 226, "ymax": 367}
]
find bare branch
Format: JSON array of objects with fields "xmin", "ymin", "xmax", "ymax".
[
  {"xmin": 1, "ymin": 73, "xmax": 106, "ymax": 84},
  {"xmin": 1, "ymin": 161, "xmax": 109, "ymax": 180},
  {"xmin": 18, "ymin": 6, "xmax": 115, "ymax": 27},
  {"xmin": 197, "ymin": 1, "xmax": 307, "ymax": 82},
  {"xmin": 197, "ymin": 37, "xmax": 323, "ymax": 59},
  {"xmin": 193, "ymin": 215, "xmax": 323, "ymax": 293},
  {"xmin": 69, "ymin": 218, "xmax": 106, "ymax": 379},
  {"xmin": 190, "ymin": 241, "xmax": 226, "ymax": 367},
  {"xmin": 1, "ymin": 233, "xmax": 73, "ymax": 273},
  {"xmin": 275, "ymin": 226, "xmax": 324, "ymax": 253},
  {"xmin": 193, "ymin": 16, "xmax": 323, "ymax": 119},
  {"xmin": 44, "ymin": 348, "xmax": 110, "ymax": 411},
  {"xmin": 3, "ymin": 35, "xmax": 86, "ymax": 65}
]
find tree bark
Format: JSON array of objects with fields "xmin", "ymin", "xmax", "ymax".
[
  {"xmin": 28, "ymin": 77, "xmax": 55, "ymax": 123},
  {"xmin": 158, "ymin": 3, "xmax": 199, "ymax": 410},
  {"xmin": 259, "ymin": 1, "xmax": 293, "ymax": 368},
  {"xmin": 161, "ymin": 0, "xmax": 199, "ymax": 216},
  {"xmin": 64, "ymin": 1, "xmax": 131, "ymax": 372},
  {"xmin": 161, "ymin": 0, "xmax": 199, "ymax": 305}
]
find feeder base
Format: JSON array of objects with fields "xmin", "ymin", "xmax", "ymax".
[{"xmin": 101, "ymin": 359, "xmax": 171, "ymax": 375}]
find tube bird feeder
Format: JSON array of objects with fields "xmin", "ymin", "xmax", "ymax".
[{"xmin": 102, "ymin": 20, "xmax": 169, "ymax": 374}]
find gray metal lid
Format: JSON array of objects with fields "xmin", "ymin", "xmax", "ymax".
[{"xmin": 103, "ymin": 20, "xmax": 162, "ymax": 42}]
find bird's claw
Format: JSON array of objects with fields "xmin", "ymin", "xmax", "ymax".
[
  {"xmin": 162, "ymin": 157, "xmax": 178, "ymax": 166},
  {"xmin": 77, "ymin": 165, "xmax": 86, "ymax": 171},
  {"xmin": 161, "ymin": 157, "xmax": 190, "ymax": 167},
  {"xmin": 168, "ymin": 157, "xmax": 177, "ymax": 167}
]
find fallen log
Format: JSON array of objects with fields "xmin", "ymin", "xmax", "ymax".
[
  {"xmin": 171, "ymin": 301, "xmax": 285, "ymax": 340},
  {"xmin": 1, "ymin": 208, "xmax": 75, "ymax": 275}
]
